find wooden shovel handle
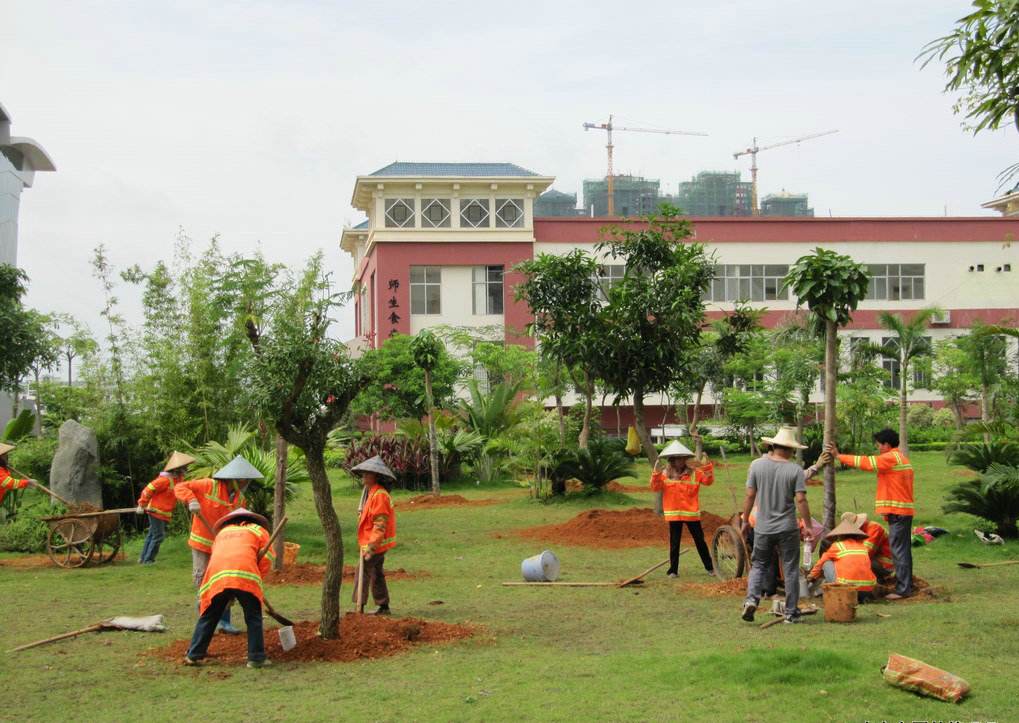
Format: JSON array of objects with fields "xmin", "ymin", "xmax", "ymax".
[
  {"xmin": 24, "ymin": 477, "xmax": 76, "ymax": 508},
  {"xmin": 258, "ymin": 515, "xmax": 289, "ymax": 561},
  {"xmin": 9, "ymin": 623, "xmax": 104, "ymax": 653}
]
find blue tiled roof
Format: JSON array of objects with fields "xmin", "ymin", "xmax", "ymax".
[
  {"xmin": 352, "ymin": 219, "xmax": 369, "ymax": 230},
  {"xmin": 369, "ymin": 162, "xmax": 541, "ymax": 177}
]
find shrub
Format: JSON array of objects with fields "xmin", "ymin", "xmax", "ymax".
[
  {"xmin": 949, "ymin": 441, "xmax": 1019, "ymax": 473},
  {"xmin": 8, "ymin": 436, "xmax": 58, "ymax": 481},
  {"xmin": 932, "ymin": 408, "xmax": 956, "ymax": 429},
  {"xmin": 343, "ymin": 434, "xmax": 430, "ymax": 490},
  {"xmin": 943, "ymin": 463, "xmax": 1019, "ymax": 538},
  {"xmin": 2, "ymin": 409, "xmax": 35, "ymax": 443},
  {"xmin": 0, "ymin": 512, "xmax": 49, "ymax": 552},
  {"xmin": 906, "ymin": 404, "xmax": 935, "ymax": 429},
  {"xmin": 552, "ymin": 438, "xmax": 636, "ymax": 494}
]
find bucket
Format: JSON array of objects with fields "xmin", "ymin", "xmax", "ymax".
[
  {"xmin": 822, "ymin": 583, "xmax": 858, "ymax": 622},
  {"xmin": 521, "ymin": 550, "xmax": 560, "ymax": 582},
  {"xmin": 283, "ymin": 542, "xmax": 300, "ymax": 566},
  {"xmin": 278, "ymin": 625, "xmax": 297, "ymax": 652}
]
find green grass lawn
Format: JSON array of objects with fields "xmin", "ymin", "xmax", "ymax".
[{"xmin": 4, "ymin": 453, "xmax": 1018, "ymax": 722}]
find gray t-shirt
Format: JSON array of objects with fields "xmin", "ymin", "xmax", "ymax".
[{"xmin": 747, "ymin": 456, "xmax": 806, "ymax": 535}]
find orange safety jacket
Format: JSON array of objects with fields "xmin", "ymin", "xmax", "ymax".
[
  {"xmin": 838, "ymin": 449, "xmax": 915, "ymax": 517},
  {"xmin": 137, "ymin": 472, "xmax": 180, "ymax": 522},
  {"xmin": 174, "ymin": 478, "xmax": 246, "ymax": 553},
  {"xmin": 0, "ymin": 468, "xmax": 29, "ymax": 506},
  {"xmin": 810, "ymin": 539, "xmax": 876, "ymax": 591},
  {"xmin": 650, "ymin": 462, "xmax": 714, "ymax": 522},
  {"xmin": 862, "ymin": 520, "xmax": 894, "ymax": 573},
  {"xmin": 357, "ymin": 484, "xmax": 396, "ymax": 555},
  {"xmin": 197, "ymin": 522, "xmax": 274, "ymax": 614}
]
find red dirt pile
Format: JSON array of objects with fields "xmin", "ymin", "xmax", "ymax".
[
  {"xmin": 265, "ymin": 564, "xmax": 422, "ymax": 586},
  {"xmin": 399, "ymin": 494, "xmax": 500, "ymax": 509},
  {"xmin": 514, "ymin": 508, "xmax": 729, "ymax": 549},
  {"xmin": 152, "ymin": 614, "xmax": 475, "ymax": 665},
  {"xmin": 605, "ymin": 481, "xmax": 648, "ymax": 493}
]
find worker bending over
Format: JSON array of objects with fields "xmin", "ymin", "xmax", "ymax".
[
  {"xmin": 351, "ymin": 455, "xmax": 398, "ymax": 615},
  {"xmin": 135, "ymin": 451, "xmax": 195, "ymax": 565},
  {"xmin": 0, "ymin": 443, "xmax": 31, "ymax": 505},
  {"xmin": 650, "ymin": 438, "xmax": 715, "ymax": 578},
  {"xmin": 840, "ymin": 511, "xmax": 894, "ymax": 581},
  {"xmin": 808, "ymin": 519, "xmax": 877, "ymax": 601},
  {"xmin": 184, "ymin": 507, "xmax": 275, "ymax": 668}
]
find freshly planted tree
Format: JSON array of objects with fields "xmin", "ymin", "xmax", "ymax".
[
  {"xmin": 768, "ymin": 320, "xmax": 823, "ymax": 461},
  {"xmin": 931, "ymin": 338, "xmax": 978, "ymax": 430},
  {"xmin": 410, "ymin": 329, "xmax": 445, "ymax": 495},
  {"xmin": 960, "ymin": 322, "xmax": 1009, "ymax": 428},
  {"xmin": 784, "ymin": 248, "xmax": 869, "ymax": 527}
]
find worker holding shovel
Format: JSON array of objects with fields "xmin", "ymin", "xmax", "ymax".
[
  {"xmin": 135, "ymin": 451, "xmax": 195, "ymax": 565},
  {"xmin": 351, "ymin": 456, "xmax": 397, "ymax": 615},
  {"xmin": 175, "ymin": 455, "xmax": 256, "ymax": 635},
  {"xmin": 184, "ymin": 507, "xmax": 275, "ymax": 668},
  {"xmin": 650, "ymin": 439, "xmax": 715, "ymax": 579},
  {"xmin": 0, "ymin": 443, "xmax": 31, "ymax": 505}
]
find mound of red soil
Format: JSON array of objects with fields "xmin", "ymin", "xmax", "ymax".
[
  {"xmin": 0, "ymin": 554, "xmax": 55, "ymax": 568},
  {"xmin": 151, "ymin": 614, "xmax": 475, "ymax": 665},
  {"xmin": 605, "ymin": 481, "xmax": 648, "ymax": 493},
  {"xmin": 399, "ymin": 494, "xmax": 500, "ymax": 509},
  {"xmin": 680, "ymin": 578, "xmax": 748, "ymax": 597},
  {"xmin": 265, "ymin": 563, "xmax": 422, "ymax": 586},
  {"xmin": 514, "ymin": 508, "xmax": 729, "ymax": 549}
]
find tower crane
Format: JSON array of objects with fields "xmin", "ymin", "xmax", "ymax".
[
  {"xmin": 583, "ymin": 115, "xmax": 707, "ymax": 216},
  {"xmin": 733, "ymin": 130, "xmax": 838, "ymax": 215}
]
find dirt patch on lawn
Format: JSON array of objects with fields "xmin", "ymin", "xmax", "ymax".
[
  {"xmin": 605, "ymin": 481, "xmax": 648, "ymax": 493},
  {"xmin": 265, "ymin": 564, "xmax": 424, "ymax": 586},
  {"xmin": 0, "ymin": 554, "xmax": 55, "ymax": 569},
  {"xmin": 680, "ymin": 578, "xmax": 748, "ymax": 597},
  {"xmin": 514, "ymin": 508, "xmax": 729, "ymax": 549},
  {"xmin": 399, "ymin": 494, "xmax": 500, "ymax": 509},
  {"xmin": 152, "ymin": 614, "xmax": 476, "ymax": 665}
]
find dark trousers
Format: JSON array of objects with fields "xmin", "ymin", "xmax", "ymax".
[
  {"xmin": 667, "ymin": 521, "xmax": 713, "ymax": 574},
  {"xmin": 746, "ymin": 528, "xmax": 801, "ymax": 618},
  {"xmin": 746, "ymin": 528, "xmax": 780, "ymax": 595},
  {"xmin": 186, "ymin": 590, "xmax": 265, "ymax": 663},
  {"xmin": 352, "ymin": 553, "xmax": 390, "ymax": 608},
  {"xmin": 886, "ymin": 514, "xmax": 914, "ymax": 596},
  {"xmin": 138, "ymin": 515, "xmax": 166, "ymax": 563}
]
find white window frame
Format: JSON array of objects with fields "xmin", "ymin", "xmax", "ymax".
[
  {"xmin": 866, "ymin": 264, "xmax": 925, "ymax": 301},
  {"xmin": 708, "ymin": 264, "xmax": 789, "ymax": 302},
  {"xmin": 472, "ymin": 265, "xmax": 504, "ymax": 315},
  {"xmin": 410, "ymin": 266, "xmax": 441, "ymax": 315},
  {"xmin": 460, "ymin": 198, "xmax": 490, "ymax": 229},
  {"xmin": 596, "ymin": 264, "xmax": 626, "ymax": 298},
  {"xmin": 421, "ymin": 198, "xmax": 451, "ymax": 228},
  {"xmin": 384, "ymin": 198, "xmax": 416, "ymax": 228},
  {"xmin": 495, "ymin": 198, "xmax": 525, "ymax": 228}
]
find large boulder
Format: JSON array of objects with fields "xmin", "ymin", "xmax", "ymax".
[{"xmin": 49, "ymin": 420, "xmax": 102, "ymax": 508}]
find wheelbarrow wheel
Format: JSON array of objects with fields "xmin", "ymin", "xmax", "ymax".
[
  {"xmin": 711, "ymin": 524, "xmax": 746, "ymax": 580},
  {"xmin": 94, "ymin": 528, "xmax": 122, "ymax": 564},
  {"xmin": 47, "ymin": 519, "xmax": 95, "ymax": 568}
]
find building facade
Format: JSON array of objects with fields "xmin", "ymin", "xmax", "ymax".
[
  {"xmin": 341, "ymin": 163, "xmax": 1019, "ymax": 429},
  {"xmin": 674, "ymin": 171, "xmax": 754, "ymax": 217},
  {"xmin": 582, "ymin": 175, "xmax": 660, "ymax": 217},
  {"xmin": 761, "ymin": 191, "xmax": 813, "ymax": 217},
  {"xmin": 533, "ymin": 188, "xmax": 579, "ymax": 217}
]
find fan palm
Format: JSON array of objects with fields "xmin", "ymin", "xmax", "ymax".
[
  {"xmin": 944, "ymin": 463, "xmax": 1019, "ymax": 538},
  {"xmin": 553, "ymin": 439, "xmax": 636, "ymax": 493}
]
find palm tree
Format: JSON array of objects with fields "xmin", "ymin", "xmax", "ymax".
[{"xmin": 872, "ymin": 308, "xmax": 941, "ymax": 455}]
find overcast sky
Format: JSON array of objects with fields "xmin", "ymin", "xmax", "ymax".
[{"xmin": 3, "ymin": 1, "xmax": 1013, "ymax": 346}]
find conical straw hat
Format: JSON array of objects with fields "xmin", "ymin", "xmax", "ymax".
[
  {"xmin": 214, "ymin": 507, "xmax": 270, "ymax": 532},
  {"xmin": 213, "ymin": 455, "xmax": 265, "ymax": 481},
  {"xmin": 163, "ymin": 451, "xmax": 196, "ymax": 472},
  {"xmin": 761, "ymin": 426, "xmax": 808, "ymax": 450},
  {"xmin": 659, "ymin": 440, "xmax": 694, "ymax": 459},
  {"xmin": 826, "ymin": 520, "xmax": 867, "ymax": 539},
  {"xmin": 0, "ymin": 443, "xmax": 14, "ymax": 457},
  {"xmin": 350, "ymin": 455, "xmax": 396, "ymax": 480},
  {"xmin": 841, "ymin": 511, "xmax": 869, "ymax": 528}
]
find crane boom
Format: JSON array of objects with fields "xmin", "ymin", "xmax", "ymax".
[{"xmin": 732, "ymin": 129, "xmax": 838, "ymax": 215}]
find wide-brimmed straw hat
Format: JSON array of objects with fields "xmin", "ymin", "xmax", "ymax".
[
  {"xmin": 659, "ymin": 440, "xmax": 695, "ymax": 459},
  {"xmin": 350, "ymin": 455, "xmax": 396, "ymax": 481},
  {"xmin": 213, "ymin": 455, "xmax": 265, "ymax": 481},
  {"xmin": 213, "ymin": 507, "xmax": 270, "ymax": 533},
  {"xmin": 761, "ymin": 426, "xmax": 807, "ymax": 450},
  {"xmin": 0, "ymin": 442, "xmax": 14, "ymax": 457},
  {"xmin": 841, "ymin": 511, "xmax": 869, "ymax": 528},
  {"xmin": 826, "ymin": 520, "xmax": 867, "ymax": 539},
  {"xmin": 163, "ymin": 451, "xmax": 196, "ymax": 472}
]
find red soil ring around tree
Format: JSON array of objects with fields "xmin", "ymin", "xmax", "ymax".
[
  {"xmin": 679, "ymin": 575, "xmax": 938, "ymax": 601},
  {"xmin": 399, "ymin": 494, "xmax": 500, "ymax": 509},
  {"xmin": 513, "ymin": 508, "xmax": 730, "ymax": 549},
  {"xmin": 151, "ymin": 614, "xmax": 476, "ymax": 665},
  {"xmin": 265, "ymin": 563, "xmax": 424, "ymax": 586}
]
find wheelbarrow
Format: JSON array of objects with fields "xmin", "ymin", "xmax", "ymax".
[
  {"xmin": 710, "ymin": 489, "xmax": 751, "ymax": 580},
  {"xmin": 40, "ymin": 507, "xmax": 135, "ymax": 568}
]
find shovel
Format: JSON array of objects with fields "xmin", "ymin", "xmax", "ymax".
[
  {"xmin": 263, "ymin": 597, "xmax": 297, "ymax": 652},
  {"xmin": 957, "ymin": 560, "xmax": 1019, "ymax": 569},
  {"xmin": 9, "ymin": 614, "xmax": 166, "ymax": 653}
]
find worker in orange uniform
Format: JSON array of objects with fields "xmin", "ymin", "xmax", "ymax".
[
  {"xmin": 807, "ymin": 519, "xmax": 877, "ymax": 601},
  {"xmin": 350, "ymin": 455, "xmax": 397, "ymax": 615},
  {"xmin": 827, "ymin": 428, "xmax": 914, "ymax": 599},
  {"xmin": 135, "ymin": 451, "xmax": 195, "ymax": 565},
  {"xmin": 840, "ymin": 511, "xmax": 894, "ymax": 581},
  {"xmin": 650, "ymin": 439, "xmax": 715, "ymax": 578},
  {"xmin": 175, "ymin": 455, "xmax": 256, "ymax": 634},
  {"xmin": 0, "ymin": 443, "xmax": 32, "ymax": 506},
  {"xmin": 184, "ymin": 507, "xmax": 275, "ymax": 668}
]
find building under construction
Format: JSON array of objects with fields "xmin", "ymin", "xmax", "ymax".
[
  {"xmin": 582, "ymin": 175, "xmax": 660, "ymax": 217},
  {"xmin": 674, "ymin": 171, "xmax": 753, "ymax": 216},
  {"xmin": 534, "ymin": 188, "xmax": 579, "ymax": 217},
  {"xmin": 761, "ymin": 192, "xmax": 814, "ymax": 217}
]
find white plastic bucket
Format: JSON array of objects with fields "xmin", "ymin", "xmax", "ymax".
[
  {"xmin": 521, "ymin": 550, "xmax": 560, "ymax": 582},
  {"xmin": 278, "ymin": 625, "xmax": 297, "ymax": 652}
]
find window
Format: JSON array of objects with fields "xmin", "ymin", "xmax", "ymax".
[
  {"xmin": 460, "ymin": 199, "xmax": 490, "ymax": 228},
  {"xmin": 866, "ymin": 264, "xmax": 925, "ymax": 301},
  {"xmin": 707, "ymin": 265, "xmax": 789, "ymax": 302},
  {"xmin": 596, "ymin": 264, "xmax": 625, "ymax": 297},
  {"xmin": 410, "ymin": 266, "xmax": 441, "ymax": 314},
  {"xmin": 473, "ymin": 265, "xmax": 504, "ymax": 315},
  {"xmin": 358, "ymin": 287, "xmax": 369, "ymax": 336},
  {"xmin": 384, "ymin": 198, "xmax": 415, "ymax": 228},
  {"xmin": 495, "ymin": 199, "xmax": 524, "ymax": 228},
  {"xmin": 421, "ymin": 198, "xmax": 451, "ymax": 228},
  {"xmin": 880, "ymin": 336, "xmax": 932, "ymax": 389}
]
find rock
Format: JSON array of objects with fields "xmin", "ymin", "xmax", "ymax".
[{"xmin": 49, "ymin": 420, "xmax": 101, "ymax": 508}]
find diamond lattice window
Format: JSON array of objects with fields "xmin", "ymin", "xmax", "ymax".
[
  {"xmin": 421, "ymin": 198, "xmax": 451, "ymax": 228},
  {"xmin": 460, "ymin": 199, "xmax": 490, "ymax": 228},
  {"xmin": 495, "ymin": 199, "xmax": 524, "ymax": 228},
  {"xmin": 384, "ymin": 198, "xmax": 415, "ymax": 228}
]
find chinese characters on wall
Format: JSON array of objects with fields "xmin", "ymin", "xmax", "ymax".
[{"xmin": 387, "ymin": 278, "xmax": 400, "ymax": 337}]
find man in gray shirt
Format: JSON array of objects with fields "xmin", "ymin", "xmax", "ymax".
[{"xmin": 738, "ymin": 426, "xmax": 820, "ymax": 623}]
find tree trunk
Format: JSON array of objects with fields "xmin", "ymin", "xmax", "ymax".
[
  {"xmin": 821, "ymin": 319, "xmax": 838, "ymax": 530},
  {"xmin": 951, "ymin": 401, "xmax": 964, "ymax": 431},
  {"xmin": 424, "ymin": 369, "xmax": 440, "ymax": 496},
  {"xmin": 795, "ymin": 411, "xmax": 804, "ymax": 464},
  {"xmin": 898, "ymin": 358, "xmax": 909, "ymax": 455},
  {"xmin": 33, "ymin": 368, "xmax": 42, "ymax": 437},
  {"xmin": 272, "ymin": 434, "xmax": 287, "ymax": 572},
  {"xmin": 303, "ymin": 447, "xmax": 344, "ymax": 639},
  {"xmin": 632, "ymin": 388, "xmax": 662, "ymax": 515},
  {"xmin": 554, "ymin": 364, "xmax": 566, "ymax": 448},
  {"xmin": 980, "ymin": 384, "xmax": 992, "ymax": 443},
  {"xmin": 615, "ymin": 402, "xmax": 621, "ymax": 438},
  {"xmin": 748, "ymin": 424, "xmax": 758, "ymax": 457},
  {"xmin": 578, "ymin": 372, "xmax": 593, "ymax": 449},
  {"xmin": 66, "ymin": 352, "xmax": 74, "ymax": 386},
  {"xmin": 691, "ymin": 387, "xmax": 704, "ymax": 458}
]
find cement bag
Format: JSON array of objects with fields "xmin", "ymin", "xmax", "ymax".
[
  {"xmin": 625, "ymin": 426, "xmax": 641, "ymax": 456},
  {"xmin": 882, "ymin": 654, "xmax": 970, "ymax": 703}
]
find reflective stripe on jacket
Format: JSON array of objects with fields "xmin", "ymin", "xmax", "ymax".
[
  {"xmin": 0, "ymin": 468, "xmax": 30, "ymax": 506},
  {"xmin": 862, "ymin": 520, "xmax": 894, "ymax": 572},
  {"xmin": 137, "ymin": 472, "xmax": 178, "ymax": 522},
  {"xmin": 838, "ymin": 449, "xmax": 915, "ymax": 517},
  {"xmin": 198, "ymin": 522, "xmax": 274, "ymax": 614},
  {"xmin": 810, "ymin": 539, "xmax": 877, "ymax": 591},
  {"xmin": 357, "ymin": 485, "xmax": 396, "ymax": 554},
  {"xmin": 650, "ymin": 462, "xmax": 714, "ymax": 522},
  {"xmin": 174, "ymin": 478, "xmax": 246, "ymax": 553}
]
